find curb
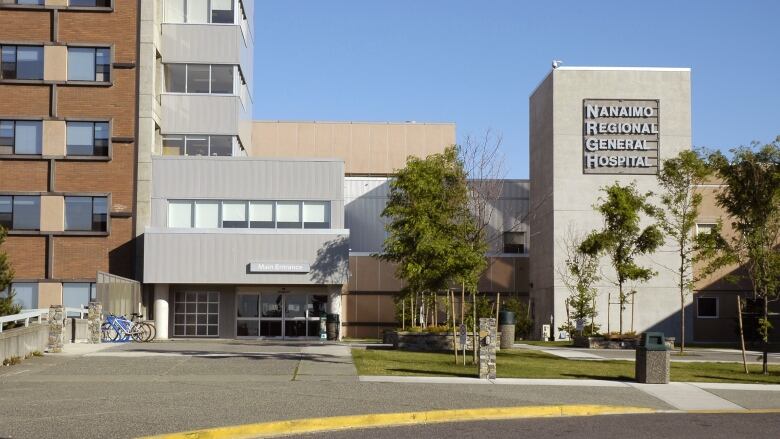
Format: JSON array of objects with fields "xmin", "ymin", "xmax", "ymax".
[{"xmin": 138, "ymin": 404, "xmax": 656, "ymax": 439}]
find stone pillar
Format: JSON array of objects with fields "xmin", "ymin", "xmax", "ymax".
[
  {"xmin": 479, "ymin": 317, "xmax": 497, "ymax": 379},
  {"xmin": 47, "ymin": 305, "xmax": 65, "ymax": 353},
  {"xmin": 153, "ymin": 284, "xmax": 169, "ymax": 340},
  {"xmin": 87, "ymin": 302, "xmax": 102, "ymax": 344}
]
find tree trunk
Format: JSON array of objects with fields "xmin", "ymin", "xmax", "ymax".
[
  {"xmin": 763, "ymin": 295, "xmax": 769, "ymax": 375},
  {"xmin": 472, "ymin": 290, "xmax": 477, "ymax": 364},
  {"xmin": 680, "ymin": 251, "xmax": 685, "ymax": 354},
  {"xmin": 618, "ymin": 283, "xmax": 624, "ymax": 334}
]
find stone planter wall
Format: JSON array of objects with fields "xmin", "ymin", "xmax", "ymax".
[
  {"xmin": 573, "ymin": 335, "xmax": 676, "ymax": 350},
  {"xmin": 385, "ymin": 331, "xmax": 501, "ymax": 352}
]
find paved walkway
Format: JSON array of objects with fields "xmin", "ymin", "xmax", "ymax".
[{"xmin": 515, "ymin": 343, "xmax": 780, "ymax": 364}]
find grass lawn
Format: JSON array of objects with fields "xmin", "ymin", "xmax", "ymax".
[{"xmin": 351, "ymin": 348, "xmax": 780, "ymax": 384}]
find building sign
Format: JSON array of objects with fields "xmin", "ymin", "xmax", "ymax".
[
  {"xmin": 582, "ymin": 99, "xmax": 659, "ymax": 175},
  {"xmin": 248, "ymin": 262, "xmax": 310, "ymax": 273}
]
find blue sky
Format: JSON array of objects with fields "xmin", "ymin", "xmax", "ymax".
[{"xmin": 253, "ymin": 1, "xmax": 780, "ymax": 178}]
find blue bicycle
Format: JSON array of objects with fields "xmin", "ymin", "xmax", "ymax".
[{"xmin": 101, "ymin": 313, "xmax": 155, "ymax": 342}]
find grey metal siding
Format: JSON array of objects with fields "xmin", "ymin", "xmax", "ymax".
[
  {"xmin": 161, "ymin": 24, "xmax": 242, "ymax": 66},
  {"xmin": 161, "ymin": 95, "xmax": 242, "ymax": 136},
  {"xmin": 143, "ymin": 229, "xmax": 349, "ymax": 285}
]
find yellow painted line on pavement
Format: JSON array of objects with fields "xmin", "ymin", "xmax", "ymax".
[{"xmin": 138, "ymin": 404, "xmax": 656, "ymax": 439}]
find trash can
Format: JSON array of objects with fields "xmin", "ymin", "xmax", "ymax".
[
  {"xmin": 635, "ymin": 332, "xmax": 670, "ymax": 384},
  {"xmin": 326, "ymin": 313, "xmax": 340, "ymax": 341},
  {"xmin": 498, "ymin": 311, "xmax": 516, "ymax": 349}
]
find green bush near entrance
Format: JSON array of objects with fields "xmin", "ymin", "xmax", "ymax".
[{"xmin": 351, "ymin": 348, "xmax": 780, "ymax": 384}]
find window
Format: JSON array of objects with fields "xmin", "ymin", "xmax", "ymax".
[
  {"xmin": 66, "ymin": 122, "xmax": 109, "ymax": 156},
  {"xmin": 161, "ymin": 135, "xmax": 234, "ymax": 156},
  {"xmin": 249, "ymin": 202, "xmax": 273, "ymax": 228},
  {"xmin": 697, "ymin": 297, "xmax": 718, "ymax": 318},
  {"xmin": 69, "ymin": 0, "xmax": 112, "ymax": 6},
  {"xmin": 0, "ymin": 283, "xmax": 38, "ymax": 310},
  {"xmin": 303, "ymin": 202, "xmax": 330, "ymax": 229},
  {"xmin": 14, "ymin": 0, "xmax": 45, "ymax": 5},
  {"xmin": 63, "ymin": 283, "xmax": 96, "ymax": 316},
  {"xmin": 0, "ymin": 196, "xmax": 40, "ymax": 230},
  {"xmin": 222, "ymin": 201, "xmax": 247, "ymax": 228},
  {"xmin": 696, "ymin": 223, "xmax": 716, "ymax": 235},
  {"xmin": 167, "ymin": 200, "xmax": 331, "ymax": 230},
  {"xmin": 164, "ymin": 0, "xmax": 235, "ymax": 24},
  {"xmin": 276, "ymin": 202, "xmax": 301, "ymax": 229},
  {"xmin": 173, "ymin": 291, "xmax": 219, "ymax": 337},
  {"xmin": 168, "ymin": 201, "xmax": 193, "ymax": 228},
  {"xmin": 164, "ymin": 64, "xmax": 234, "ymax": 94},
  {"xmin": 68, "ymin": 47, "xmax": 110, "ymax": 82},
  {"xmin": 64, "ymin": 196, "xmax": 107, "ymax": 232},
  {"xmin": 194, "ymin": 201, "xmax": 219, "ymax": 228},
  {"xmin": 503, "ymin": 231, "xmax": 526, "ymax": 254},
  {"xmin": 0, "ymin": 120, "xmax": 42, "ymax": 155},
  {"xmin": 0, "ymin": 45, "xmax": 43, "ymax": 80}
]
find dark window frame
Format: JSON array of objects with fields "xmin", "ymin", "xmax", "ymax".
[
  {"xmin": 164, "ymin": 63, "xmax": 235, "ymax": 95},
  {"xmin": 0, "ymin": 194, "xmax": 41, "ymax": 231},
  {"xmin": 0, "ymin": 44, "xmax": 44, "ymax": 80},
  {"xmin": 67, "ymin": 46, "xmax": 111, "ymax": 82},
  {"xmin": 64, "ymin": 195, "xmax": 108, "ymax": 232},
  {"xmin": 66, "ymin": 120, "xmax": 110, "ymax": 156},
  {"xmin": 696, "ymin": 297, "xmax": 719, "ymax": 319},
  {"xmin": 503, "ymin": 231, "xmax": 526, "ymax": 254}
]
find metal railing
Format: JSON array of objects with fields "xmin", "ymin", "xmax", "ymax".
[{"xmin": 0, "ymin": 307, "xmax": 88, "ymax": 333}]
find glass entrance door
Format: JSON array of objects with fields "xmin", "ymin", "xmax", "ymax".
[{"xmin": 236, "ymin": 292, "xmax": 328, "ymax": 338}]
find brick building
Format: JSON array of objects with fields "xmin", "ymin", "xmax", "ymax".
[{"xmin": 0, "ymin": 0, "xmax": 138, "ymax": 310}]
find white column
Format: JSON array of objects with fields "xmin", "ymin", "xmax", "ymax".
[
  {"xmin": 154, "ymin": 284, "xmax": 169, "ymax": 340},
  {"xmin": 327, "ymin": 285, "xmax": 344, "ymax": 340}
]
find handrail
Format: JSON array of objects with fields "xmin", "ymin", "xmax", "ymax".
[{"xmin": 0, "ymin": 306, "xmax": 89, "ymax": 333}]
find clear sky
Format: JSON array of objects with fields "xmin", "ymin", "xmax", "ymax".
[{"xmin": 253, "ymin": 1, "xmax": 780, "ymax": 179}]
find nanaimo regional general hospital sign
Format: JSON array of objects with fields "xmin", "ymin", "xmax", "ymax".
[{"xmin": 582, "ymin": 99, "xmax": 659, "ymax": 175}]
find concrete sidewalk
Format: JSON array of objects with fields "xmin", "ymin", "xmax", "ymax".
[
  {"xmin": 515, "ymin": 343, "xmax": 780, "ymax": 364},
  {"xmin": 2, "ymin": 340, "xmax": 780, "ymax": 439}
]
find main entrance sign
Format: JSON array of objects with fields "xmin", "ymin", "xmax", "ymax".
[
  {"xmin": 582, "ymin": 99, "xmax": 659, "ymax": 175},
  {"xmin": 248, "ymin": 262, "xmax": 310, "ymax": 273}
]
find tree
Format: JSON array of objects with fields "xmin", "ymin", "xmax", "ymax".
[
  {"xmin": 580, "ymin": 182, "xmax": 665, "ymax": 335},
  {"xmin": 0, "ymin": 226, "xmax": 20, "ymax": 321},
  {"xmin": 379, "ymin": 146, "xmax": 482, "ymax": 331},
  {"xmin": 656, "ymin": 150, "xmax": 712, "ymax": 353},
  {"xmin": 705, "ymin": 138, "xmax": 780, "ymax": 374},
  {"xmin": 557, "ymin": 229, "xmax": 601, "ymax": 336}
]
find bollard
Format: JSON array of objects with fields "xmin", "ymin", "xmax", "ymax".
[
  {"xmin": 48, "ymin": 305, "xmax": 65, "ymax": 353},
  {"xmin": 498, "ymin": 311, "xmax": 516, "ymax": 349},
  {"xmin": 88, "ymin": 302, "xmax": 102, "ymax": 344},
  {"xmin": 479, "ymin": 317, "xmax": 497, "ymax": 379}
]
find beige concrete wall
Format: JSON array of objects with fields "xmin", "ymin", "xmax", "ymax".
[
  {"xmin": 529, "ymin": 67, "xmax": 693, "ymax": 340},
  {"xmin": 251, "ymin": 121, "xmax": 456, "ymax": 175},
  {"xmin": 42, "ymin": 120, "xmax": 66, "ymax": 156},
  {"xmin": 38, "ymin": 282, "xmax": 62, "ymax": 309},
  {"xmin": 43, "ymin": 46, "xmax": 67, "ymax": 82},
  {"xmin": 45, "ymin": 0, "xmax": 68, "ymax": 6},
  {"xmin": 39, "ymin": 196, "xmax": 64, "ymax": 232}
]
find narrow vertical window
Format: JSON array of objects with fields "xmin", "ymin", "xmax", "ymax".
[
  {"xmin": 14, "ymin": 121, "xmax": 42, "ymax": 154},
  {"xmin": 211, "ymin": 0, "xmax": 235, "ymax": 23},
  {"xmin": 12, "ymin": 196, "xmax": 40, "ymax": 230},
  {"xmin": 0, "ymin": 121, "xmax": 13, "ymax": 154},
  {"xmin": 1, "ymin": 46, "xmax": 17, "ymax": 79},
  {"xmin": 194, "ymin": 201, "xmax": 219, "ymax": 228},
  {"xmin": 168, "ymin": 201, "xmax": 193, "ymax": 228},
  {"xmin": 16, "ymin": 46, "xmax": 43, "ymax": 80},
  {"xmin": 165, "ymin": 64, "xmax": 187, "ymax": 93},
  {"xmin": 0, "ymin": 196, "xmax": 11, "ymax": 229}
]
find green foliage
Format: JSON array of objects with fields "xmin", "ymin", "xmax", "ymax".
[
  {"xmin": 559, "ymin": 232, "xmax": 601, "ymax": 333},
  {"xmin": 705, "ymin": 138, "xmax": 780, "ymax": 361},
  {"xmin": 379, "ymin": 146, "xmax": 485, "ymax": 298},
  {"xmin": 657, "ymin": 149, "xmax": 713, "ymax": 351},
  {"xmin": 0, "ymin": 226, "xmax": 20, "ymax": 320},
  {"xmin": 580, "ymin": 182, "xmax": 664, "ymax": 333},
  {"xmin": 502, "ymin": 296, "xmax": 533, "ymax": 339}
]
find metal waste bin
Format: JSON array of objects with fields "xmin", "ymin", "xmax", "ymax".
[
  {"xmin": 498, "ymin": 311, "xmax": 516, "ymax": 349},
  {"xmin": 635, "ymin": 332, "xmax": 670, "ymax": 384},
  {"xmin": 326, "ymin": 313, "xmax": 340, "ymax": 341}
]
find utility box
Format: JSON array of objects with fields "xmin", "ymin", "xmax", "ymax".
[{"xmin": 635, "ymin": 332, "xmax": 670, "ymax": 384}]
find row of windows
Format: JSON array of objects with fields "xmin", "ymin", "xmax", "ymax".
[
  {"xmin": 168, "ymin": 200, "xmax": 331, "ymax": 229},
  {"xmin": 162, "ymin": 135, "xmax": 235, "ymax": 157},
  {"xmin": 0, "ymin": 45, "xmax": 110, "ymax": 82},
  {"xmin": 0, "ymin": 120, "xmax": 108, "ymax": 156},
  {"xmin": 165, "ymin": 0, "xmax": 236, "ymax": 25},
  {"xmin": 165, "ymin": 64, "xmax": 235, "ymax": 94},
  {"xmin": 0, "ymin": 282, "xmax": 96, "ymax": 312},
  {"xmin": 0, "ymin": 196, "xmax": 107, "ymax": 232},
  {"xmin": 11, "ymin": 1, "xmax": 111, "ymax": 7}
]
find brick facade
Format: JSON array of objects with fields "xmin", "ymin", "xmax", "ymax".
[{"xmin": 0, "ymin": 3, "xmax": 138, "ymax": 293}]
